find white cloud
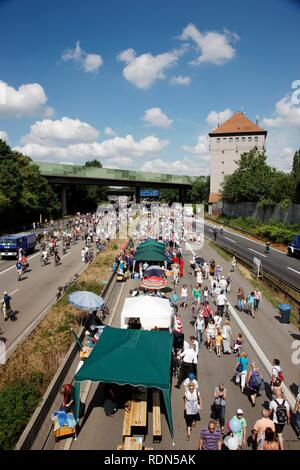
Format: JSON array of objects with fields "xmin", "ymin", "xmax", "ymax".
[
  {"xmin": 104, "ymin": 127, "xmax": 116, "ymax": 136},
  {"xmin": 263, "ymin": 91, "xmax": 300, "ymax": 128},
  {"xmin": 181, "ymin": 134, "xmax": 209, "ymax": 156},
  {"xmin": 206, "ymin": 108, "xmax": 234, "ymax": 128},
  {"xmin": 170, "ymin": 75, "xmax": 191, "ymax": 86},
  {"xmin": 179, "ymin": 23, "xmax": 238, "ymax": 65},
  {"xmin": 21, "ymin": 117, "xmax": 99, "ymax": 146},
  {"xmin": 62, "ymin": 41, "xmax": 103, "ymax": 73},
  {"xmin": 142, "ymin": 107, "xmax": 173, "ymax": 128},
  {"xmin": 141, "ymin": 156, "xmax": 209, "ymax": 176},
  {"xmin": 15, "ymin": 133, "xmax": 169, "ymax": 163},
  {"xmin": 0, "ymin": 130, "xmax": 9, "ymax": 142},
  {"xmin": 105, "ymin": 156, "xmax": 134, "ymax": 168},
  {"xmin": 83, "ymin": 54, "xmax": 103, "ymax": 73},
  {"xmin": 117, "ymin": 48, "xmax": 181, "ymax": 89},
  {"xmin": 0, "ymin": 81, "xmax": 52, "ymax": 117}
]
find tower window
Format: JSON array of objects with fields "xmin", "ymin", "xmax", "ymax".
[
  {"xmin": 222, "ymin": 171, "xmax": 224, "ymax": 175},
  {"xmin": 229, "ymin": 137, "xmax": 233, "ymax": 142},
  {"xmin": 223, "ymin": 137, "xmax": 227, "ymax": 141},
  {"xmin": 222, "ymin": 161, "xmax": 224, "ymax": 164},
  {"xmin": 254, "ymin": 136, "xmax": 258, "ymax": 141},
  {"xmin": 235, "ymin": 137, "xmax": 239, "ymax": 142},
  {"xmin": 248, "ymin": 136, "xmax": 252, "ymax": 142},
  {"xmin": 222, "ymin": 150, "xmax": 224, "ymax": 153},
  {"xmin": 217, "ymin": 138, "xmax": 220, "ymax": 143},
  {"xmin": 242, "ymin": 137, "xmax": 245, "ymax": 142}
]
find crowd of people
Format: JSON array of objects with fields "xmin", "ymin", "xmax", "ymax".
[{"xmin": 167, "ymin": 245, "xmax": 299, "ymax": 450}]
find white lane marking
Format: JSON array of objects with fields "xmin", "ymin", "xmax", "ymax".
[
  {"xmin": 287, "ymin": 266, "xmax": 300, "ymax": 275},
  {"xmin": 186, "ymin": 242, "xmax": 195, "ymax": 256},
  {"xmin": 227, "ymin": 301, "xmax": 296, "ymax": 408},
  {"xmin": 248, "ymin": 248, "xmax": 267, "ymax": 258},
  {"xmin": 205, "ymin": 221, "xmax": 285, "ymax": 255},
  {"xmin": 187, "ymin": 242, "xmax": 295, "ymax": 408},
  {"xmin": 9, "ymin": 289, "xmax": 19, "ymax": 296},
  {"xmin": 224, "ymin": 236, "xmax": 237, "ymax": 243},
  {"xmin": 64, "ymin": 277, "xmax": 124, "ymax": 451},
  {"xmin": 62, "ymin": 252, "xmax": 71, "ymax": 259}
]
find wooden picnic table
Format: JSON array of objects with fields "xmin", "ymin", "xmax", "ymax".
[{"xmin": 131, "ymin": 388, "xmax": 147, "ymax": 426}]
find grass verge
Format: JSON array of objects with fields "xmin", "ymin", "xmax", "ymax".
[{"xmin": 0, "ymin": 239, "xmax": 125, "ymax": 450}]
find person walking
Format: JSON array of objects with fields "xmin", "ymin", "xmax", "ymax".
[
  {"xmin": 226, "ymin": 273, "xmax": 232, "ymax": 293},
  {"xmin": 231, "ymin": 256, "xmax": 237, "ymax": 272},
  {"xmin": 180, "ymin": 284, "xmax": 188, "ymax": 309},
  {"xmin": 221, "ymin": 320, "xmax": 234, "ymax": 354},
  {"xmin": 216, "ymin": 290, "xmax": 226, "ymax": 316},
  {"xmin": 262, "ymin": 427, "xmax": 280, "ymax": 450},
  {"xmin": 175, "ymin": 345, "xmax": 197, "ymax": 389},
  {"xmin": 254, "ymin": 288, "xmax": 262, "ymax": 313},
  {"xmin": 198, "ymin": 420, "xmax": 222, "ymax": 450},
  {"xmin": 184, "ymin": 383, "xmax": 202, "ymax": 441},
  {"xmin": 194, "ymin": 314, "xmax": 205, "ymax": 350},
  {"xmin": 232, "ymin": 409, "xmax": 247, "ymax": 450},
  {"xmin": 246, "ymin": 291, "xmax": 256, "ymax": 318},
  {"xmin": 173, "ymin": 263, "xmax": 179, "ymax": 285},
  {"xmin": 252, "ymin": 409, "xmax": 275, "ymax": 450},
  {"xmin": 201, "ymin": 301, "xmax": 213, "ymax": 328},
  {"xmin": 215, "ymin": 329, "xmax": 222, "ymax": 357},
  {"xmin": 213, "ymin": 385, "xmax": 227, "ymax": 433},
  {"xmin": 246, "ymin": 362, "xmax": 263, "ymax": 407},
  {"xmin": 206, "ymin": 319, "xmax": 216, "ymax": 353},
  {"xmin": 237, "ymin": 287, "xmax": 245, "ymax": 312},
  {"xmin": 192, "ymin": 284, "xmax": 201, "ymax": 306},
  {"xmin": 235, "ymin": 352, "xmax": 249, "ymax": 393},
  {"xmin": 269, "ymin": 388, "xmax": 290, "ymax": 450}
]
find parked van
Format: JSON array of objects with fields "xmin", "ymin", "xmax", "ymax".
[
  {"xmin": 0, "ymin": 232, "xmax": 37, "ymax": 258},
  {"xmin": 287, "ymin": 234, "xmax": 300, "ymax": 257}
]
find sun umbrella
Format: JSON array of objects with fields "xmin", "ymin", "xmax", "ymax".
[
  {"xmin": 68, "ymin": 291, "xmax": 105, "ymax": 312},
  {"xmin": 141, "ymin": 276, "xmax": 168, "ymax": 290},
  {"xmin": 144, "ymin": 266, "xmax": 165, "ymax": 278}
]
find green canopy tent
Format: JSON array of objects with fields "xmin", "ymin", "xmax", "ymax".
[
  {"xmin": 134, "ymin": 244, "xmax": 166, "ymax": 263},
  {"xmin": 74, "ymin": 327, "xmax": 174, "ymax": 440},
  {"xmin": 139, "ymin": 239, "xmax": 166, "ymax": 250}
]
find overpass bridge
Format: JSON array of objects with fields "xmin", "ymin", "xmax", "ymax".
[{"xmin": 33, "ymin": 162, "xmax": 193, "ymax": 214}]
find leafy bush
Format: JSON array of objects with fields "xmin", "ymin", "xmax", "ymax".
[{"xmin": 0, "ymin": 380, "xmax": 42, "ymax": 450}]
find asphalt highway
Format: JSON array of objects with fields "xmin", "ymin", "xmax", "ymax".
[
  {"xmin": 0, "ymin": 240, "xmax": 87, "ymax": 357},
  {"xmin": 204, "ymin": 222, "xmax": 300, "ymax": 292}
]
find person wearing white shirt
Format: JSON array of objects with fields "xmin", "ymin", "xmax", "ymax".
[
  {"xmin": 216, "ymin": 291, "xmax": 227, "ymax": 316},
  {"xmin": 219, "ymin": 276, "xmax": 228, "ymax": 291},
  {"xmin": 183, "ymin": 373, "xmax": 199, "ymax": 392},
  {"xmin": 269, "ymin": 389, "xmax": 290, "ymax": 450},
  {"xmin": 213, "ymin": 314, "xmax": 222, "ymax": 329},
  {"xmin": 175, "ymin": 346, "xmax": 198, "ymax": 388}
]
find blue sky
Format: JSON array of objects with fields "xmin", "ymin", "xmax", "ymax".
[{"xmin": 0, "ymin": 0, "xmax": 300, "ymax": 175}]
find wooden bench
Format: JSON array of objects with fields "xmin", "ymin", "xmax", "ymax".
[
  {"xmin": 152, "ymin": 389, "xmax": 162, "ymax": 442},
  {"xmin": 122, "ymin": 388, "xmax": 148, "ymax": 438},
  {"xmin": 122, "ymin": 401, "xmax": 133, "ymax": 437}
]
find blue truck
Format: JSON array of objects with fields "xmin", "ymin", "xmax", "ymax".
[
  {"xmin": 0, "ymin": 232, "xmax": 37, "ymax": 258},
  {"xmin": 287, "ymin": 234, "xmax": 300, "ymax": 257}
]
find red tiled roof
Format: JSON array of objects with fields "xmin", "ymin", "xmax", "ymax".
[
  {"xmin": 208, "ymin": 192, "xmax": 222, "ymax": 203},
  {"xmin": 209, "ymin": 112, "xmax": 266, "ymax": 136}
]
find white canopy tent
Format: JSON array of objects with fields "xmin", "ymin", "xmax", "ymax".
[{"xmin": 120, "ymin": 296, "xmax": 173, "ymax": 330}]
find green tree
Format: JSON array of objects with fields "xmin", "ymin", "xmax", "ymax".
[
  {"xmin": 188, "ymin": 176, "xmax": 210, "ymax": 203},
  {"xmin": 159, "ymin": 188, "xmax": 179, "ymax": 204},
  {"xmin": 292, "ymin": 150, "xmax": 300, "ymax": 203},
  {"xmin": 221, "ymin": 146, "xmax": 293, "ymax": 204},
  {"xmin": 0, "ymin": 140, "xmax": 60, "ymax": 227}
]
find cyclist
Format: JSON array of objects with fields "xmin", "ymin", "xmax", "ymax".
[
  {"xmin": 21, "ymin": 254, "xmax": 28, "ymax": 273},
  {"xmin": 54, "ymin": 249, "xmax": 61, "ymax": 266},
  {"xmin": 1, "ymin": 291, "xmax": 12, "ymax": 321},
  {"xmin": 41, "ymin": 249, "xmax": 48, "ymax": 266},
  {"xmin": 16, "ymin": 260, "xmax": 23, "ymax": 281}
]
